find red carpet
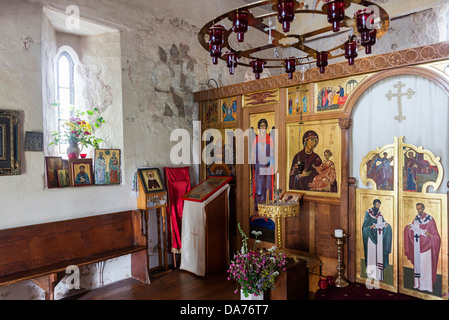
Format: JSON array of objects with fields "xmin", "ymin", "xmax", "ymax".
[{"xmin": 314, "ymin": 282, "xmax": 420, "ymax": 300}]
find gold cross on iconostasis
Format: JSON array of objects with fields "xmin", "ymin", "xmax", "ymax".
[{"xmin": 386, "ymin": 81, "xmax": 415, "ymax": 123}]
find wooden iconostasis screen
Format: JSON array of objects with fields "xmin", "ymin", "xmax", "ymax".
[
  {"xmin": 351, "ymin": 70, "xmax": 449, "ymax": 300},
  {"xmin": 197, "ymin": 50, "xmax": 449, "ymax": 286}
]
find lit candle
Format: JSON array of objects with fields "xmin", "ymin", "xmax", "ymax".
[
  {"xmin": 335, "ymin": 229, "xmax": 343, "ymax": 238},
  {"xmin": 277, "ymin": 173, "xmax": 279, "ymax": 189}
]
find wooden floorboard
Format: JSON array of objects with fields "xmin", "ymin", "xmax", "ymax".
[{"xmin": 64, "ymin": 269, "xmax": 240, "ymax": 300}]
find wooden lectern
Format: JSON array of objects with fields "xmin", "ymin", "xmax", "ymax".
[
  {"xmin": 136, "ymin": 167, "xmax": 170, "ymax": 278},
  {"xmin": 180, "ymin": 176, "xmax": 232, "ymax": 277}
]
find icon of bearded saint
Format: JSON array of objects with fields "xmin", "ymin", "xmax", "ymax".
[{"xmin": 404, "ymin": 203, "xmax": 441, "ymax": 292}]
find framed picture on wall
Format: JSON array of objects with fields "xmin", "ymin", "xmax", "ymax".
[
  {"xmin": 356, "ymin": 189, "xmax": 398, "ymax": 293},
  {"xmin": 202, "ymin": 100, "xmax": 219, "ymax": 126},
  {"xmin": 282, "ymin": 192, "xmax": 303, "ymax": 203},
  {"xmin": 0, "ymin": 110, "xmax": 20, "ymax": 176},
  {"xmin": 314, "ymin": 74, "xmax": 368, "ymax": 113},
  {"xmin": 203, "ymin": 129, "xmax": 237, "ymax": 180},
  {"xmin": 57, "ymin": 169, "xmax": 70, "ymax": 188},
  {"xmin": 248, "ymin": 112, "xmax": 277, "ymax": 244},
  {"xmin": 287, "ymin": 85, "xmax": 309, "ymax": 116},
  {"xmin": 220, "ymin": 96, "xmax": 238, "ymax": 124},
  {"xmin": 286, "ymin": 119, "xmax": 341, "ymax": 197},
  {"xmin": 243, "ymin": 89, "xmax": 279, "ymax": 108},
  {"xmin": 45, "ymin": 156, "xmax": 63, "ymax": 189},
  {"xmin": 24, "ymin": 131, "xmax": 43, "ymax": 152},
  {"xmin": 69, "ymin": 159, "xmax": 94, "ymax": 187},
  {"xmin": 138, "ymin": 167, "xmax": 165, "ymax": 194},
  {"xmin": 399, "ymin": 193, "xmax": 448, "ymax": 300},
  {"xmin": 94, "ymin": 149, "xmax": 121, "ymax": 185},
  {"xmin": 0, "ymin": 123, "xmax": 4, "ymax": 161}
]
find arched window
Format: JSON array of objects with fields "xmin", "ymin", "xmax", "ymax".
[{"xmin": 56, "ymin": 51, "xmax": 75, "ymax": 153}]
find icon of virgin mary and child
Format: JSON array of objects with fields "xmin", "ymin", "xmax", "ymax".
[{"xmin": 289, "ymin": 130, "xmax": 338, "ymax": 193}]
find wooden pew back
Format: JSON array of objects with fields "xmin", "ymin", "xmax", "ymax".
[{"xmin": 0, "ymin": 210, "xmax": 147, "ymax": 285}]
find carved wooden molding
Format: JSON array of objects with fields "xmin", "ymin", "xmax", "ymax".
[
  {"xmin": 194, "ymin": 41, "xmax": 449, "ymax": 102},
  {"xmin": 338, "ymin": 118, "xmax": 353, "ymax": 130}
]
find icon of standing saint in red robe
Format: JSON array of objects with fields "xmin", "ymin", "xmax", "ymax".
[{"xmin": 404, "ymin": 203, "xmax": 441, "ymax": 293}]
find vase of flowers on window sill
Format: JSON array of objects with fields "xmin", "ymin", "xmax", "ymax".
[
  {"xmin": 50, "ymin": 106, "xmax": 105, "ymax": 159},
  {"xmin": 227, "ymin": 223, "xmax": 287, "ymax": 300},
  {"xmin": 66, "ymin": 141, "xmax": 81, "ymax": 159}
]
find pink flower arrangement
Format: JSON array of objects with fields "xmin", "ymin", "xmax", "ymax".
[{"xmin": 227, "ymin": 223, "xmax": 286, "ymax": 298}]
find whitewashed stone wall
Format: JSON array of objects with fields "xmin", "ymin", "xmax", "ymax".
[{"xmin": 0, "ymin": 0, "xmax": 448, "ymax": 299}]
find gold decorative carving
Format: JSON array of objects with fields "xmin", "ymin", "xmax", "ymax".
[
  {"xmin": 258, "ymin": 201, "xmax": 300, "ymax": 250},
  {"xmin": 359, "ymin": 139, "xmax": 396, "ymax": 191},
  {"xmin": 385, "ymin": 81, "xmax": 415, "ymax": 123},
  {"xmin": 359, "ymin": 136, "xmax": 443, "ymax": 193},
  {"xmin": 400, "ymin": 137, "xmax": 443, "ymax": 193},
  {"xmin": 356, "ymin": 136, "xmax": 447, "ymax": 300},
  {"xmin": 258, "ymin": 202, "xmax": 300, "ymax": 219}
]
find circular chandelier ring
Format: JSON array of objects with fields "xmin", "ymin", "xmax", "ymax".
[{"xmin": 199, "ymin": 0, "xmax": 390, "ymax": 76}]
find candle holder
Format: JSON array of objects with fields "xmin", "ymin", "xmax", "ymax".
[
  {"xmin": 258, "ymin": 201, "xmax": 299, "ymax": 251},
  {"xmin": 331, "ymin": 233, "xmax": 348, "ymax": 287}
]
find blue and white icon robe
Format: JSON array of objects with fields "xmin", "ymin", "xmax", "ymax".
[{"xmin": 362, "ymin": 208, "xmax": 393, "ymax": 281}]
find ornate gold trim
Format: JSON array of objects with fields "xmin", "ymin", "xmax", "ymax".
[
  {"xmin": 258, "ymin": 201, "xmax": 300, "ymax": 250},
  {"xmin": 398, "ymin": 192, "xmax": 447, "ymax": 300},
  {"xmin": 359, "ymin": 138, "xmax": 397, "ymax": 191},
  {"xmin": 257, "ymin": 202, "xmax": 300, "ymax": 218},
  {"xmin": 355, "ymin": 188, "xmax": 398, "ymax": 293}
]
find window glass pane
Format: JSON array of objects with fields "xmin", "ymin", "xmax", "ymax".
[
  {"xmin": 58, "ymin": 55, "xmax": 71, "ymax": 88},
  {"xmin": 55, "ymin": 50, "xmax": 75, "ymax": 155},
  {"xmin": 58, "ymin": 88, "xmax": 71, "ymax": 119},
  {"xmin": 59, "ymin": 141, "xmax": 69, "ymax": 154}
]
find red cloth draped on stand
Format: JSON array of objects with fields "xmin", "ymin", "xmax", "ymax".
[{"xmin": 164, "ymin": 167, "xmax": 191, "ymax": 253}]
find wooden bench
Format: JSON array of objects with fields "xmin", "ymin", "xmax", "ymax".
[{"xmin": 0, "ymin": 210, "xmax": 150, "ymax": 299}]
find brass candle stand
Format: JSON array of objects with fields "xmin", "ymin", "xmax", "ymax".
[
  {"xmin": 258, "ymin": 190, "xmax": 299, "ymax": 251},
  {"xmin": 331, "ymin": 233, "xmax": 349, "ymax": 288}
]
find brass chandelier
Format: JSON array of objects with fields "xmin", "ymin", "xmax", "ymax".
[{"xmin": 198, "ymin": 0, "xmax": 390, "ymax": 79}]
